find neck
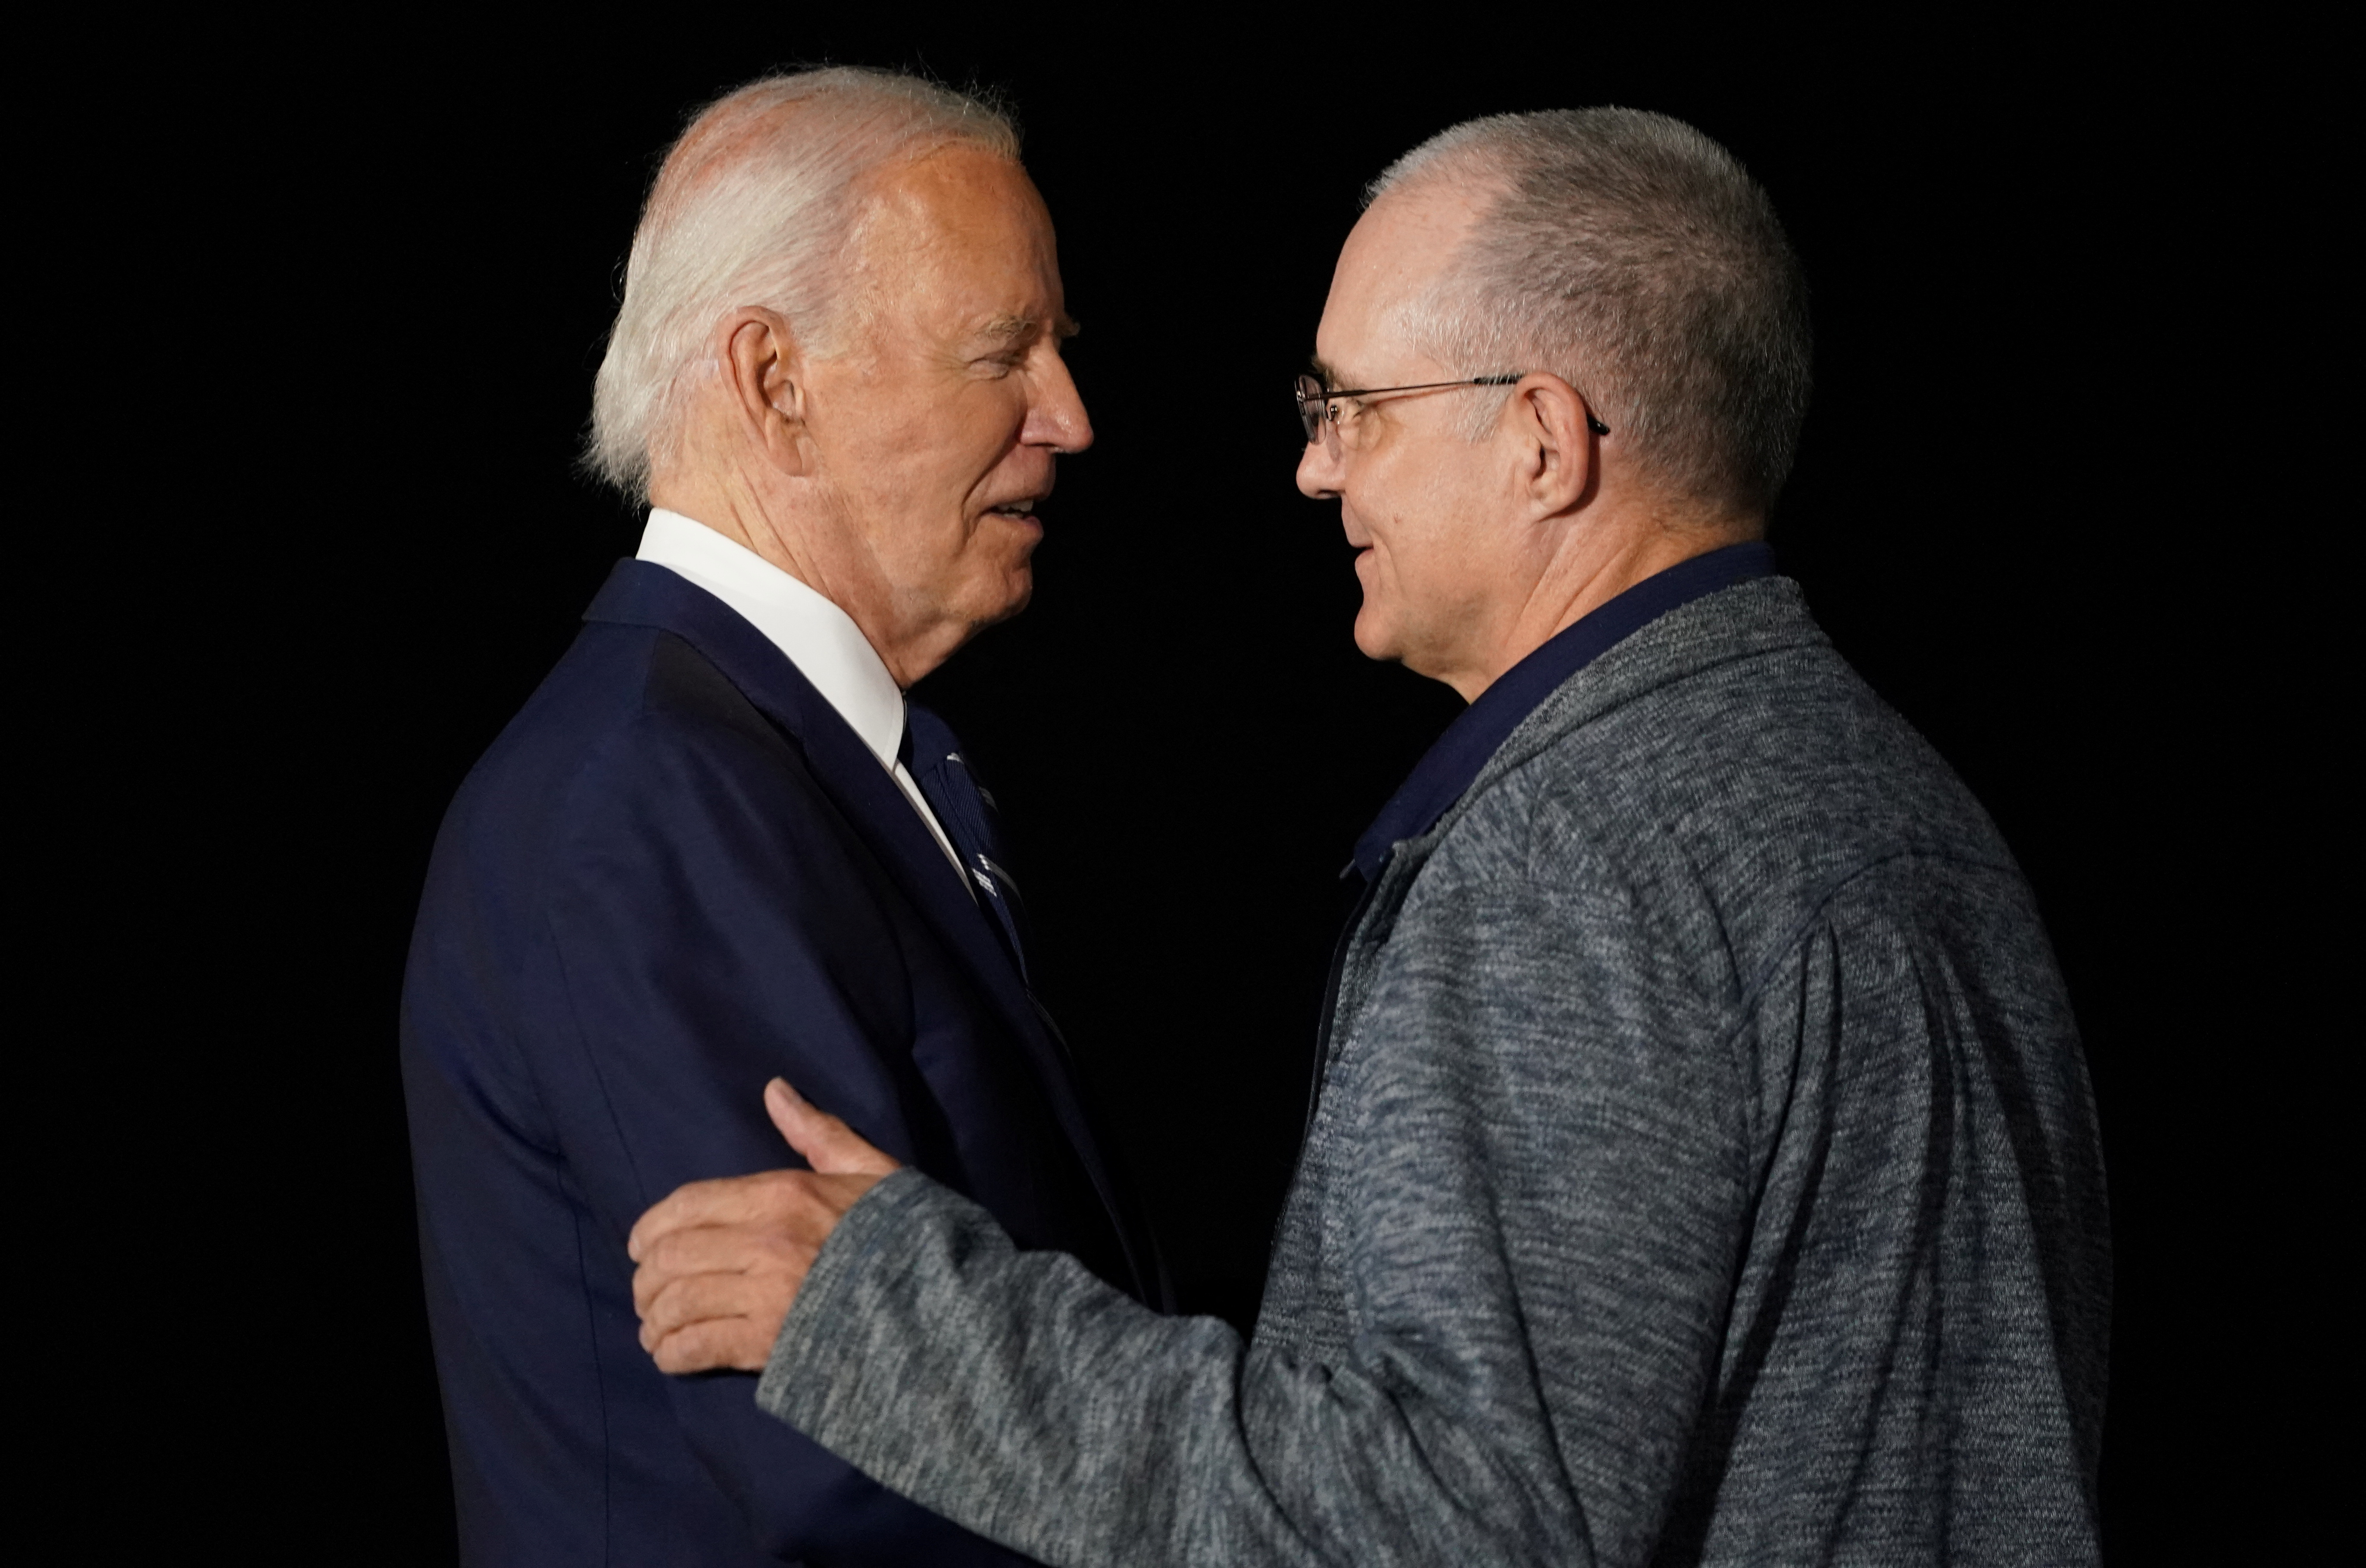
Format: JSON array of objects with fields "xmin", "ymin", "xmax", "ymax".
[
  {"xmin": 649, "ymin": 463, "xmax": 947, "ymax": 689},
  {"xmin": 1448, "ymin": 509, "xmax": 1756, "ymax": 702}
]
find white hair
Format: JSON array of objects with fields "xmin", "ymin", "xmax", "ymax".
[
  {"xmin": 1370, "ymin": 108, "xmax": 1813, "ymax": 518},
  {"xmin": 586, "ymin": 68, "xmax": 1019, "ymax": 500}
]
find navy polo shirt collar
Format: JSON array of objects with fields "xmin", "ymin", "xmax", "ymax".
[{"xmin": 1348, "ymin": 540, "xmax": 1776, "ymax": 881}]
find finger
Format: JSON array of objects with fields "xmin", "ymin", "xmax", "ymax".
[
  {"xmin": 638, "ymin": 1268, "xmax": 792, "ymax": 1341},
  {"xmin": 765, "ymin": 1078, "xmax": 901, "ymax": 1177},
  {"xmin": 631, "ymin": 1224, "xmax": 777, "ymax": 1315},
  {"xmin": 631, "ymin": 1213, "xmax": 826, "ymax": 1316},
  {"xmin": 649, "ymin": 1314, "xmax": 775, "ymax": 1376},
  {"xmin": 629, "ymin": 1169, "xmax": 807, "ymax": 1263},
  {"xmin": 629, "ymin": 1176, "xmax": 743, "ymax": 1263}
]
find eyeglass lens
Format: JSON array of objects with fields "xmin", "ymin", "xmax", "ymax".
[{"xmin": 1294, "ymin": 375, "xmax": 1327, "ymax": 444}]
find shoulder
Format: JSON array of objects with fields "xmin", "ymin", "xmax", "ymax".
[
  {"xmin": 1412, "ymin": 580, "xmax": 2025, "ymax": 990},
  {"xmin": 481, "ymin": 620, "xmax": 807, "ymax": 796},
  {"xmin": 426, "ymin": 621, "xmax": 848, "ymax": 903},
  {"xmin": 526, "ymin": 619, "xmax": 793, "ymax": 765}
]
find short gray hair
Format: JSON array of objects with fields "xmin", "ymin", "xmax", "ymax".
[
  {"xmin": 586, "ymin": 68, "xmax": 1019, "ymax": 500},
  {"xmin": 1370, "ymin": 108, "xmax": 1812, "ymax": 519}
]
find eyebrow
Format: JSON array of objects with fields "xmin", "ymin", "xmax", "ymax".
[
  {"xmin": 1308, "ymin": 355, "xmax": 1344, "ymax": 390},
  {"xmin": 977, "ymin": 312, "xmax": 1083, "ymax": 345}
]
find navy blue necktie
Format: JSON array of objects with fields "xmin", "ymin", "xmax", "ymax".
[
  {"xmin": 902, "ymin": 707, "xmax": 1173, "ymax": 1307},
  {"xmin": 900, "ymin": 704, "xmax": 1033, "ymax": 985}
]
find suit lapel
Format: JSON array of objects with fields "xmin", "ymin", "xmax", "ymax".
[{"xmin": 584, "ymin": 561, "xmax": 1146, "ymax": 1293}]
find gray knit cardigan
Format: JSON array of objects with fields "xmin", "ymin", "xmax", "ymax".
[{"xmin": 758, "ymin": 577, "xmax": 2110, "ymax": 1566}]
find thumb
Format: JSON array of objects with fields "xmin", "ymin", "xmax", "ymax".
[{"xmin": 765, "ymin": 1079, "xmax": 901, "ymax": 1177}]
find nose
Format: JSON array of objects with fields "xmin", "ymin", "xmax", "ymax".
[
  {"xmin": 1025, "ymin": 349, "xmax": 1094, "ymax": 455},
  {"xmin": 1296, "ymin": 430, "xmax": 1342, "ymax": 500}
]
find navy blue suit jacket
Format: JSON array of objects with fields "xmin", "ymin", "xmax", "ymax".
[{"xmin": 402, "ymin": 560, "xmax": 1154, "ymax": 1565}]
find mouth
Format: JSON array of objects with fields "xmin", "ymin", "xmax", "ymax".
[{"xmin": 984, "ymin": 496, "xmax": 1045, "ymax": 525}]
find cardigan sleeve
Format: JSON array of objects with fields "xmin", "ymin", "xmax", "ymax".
[{"xmin": 757, "ymin": 871, "xmax": 1752, "ymax": 1568}]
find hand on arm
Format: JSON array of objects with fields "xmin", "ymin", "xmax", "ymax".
[
  {"xmin": 631, "ymin": 1079, "xmax": 902, "ymax": 1374},
  {"xmin": 734, "ymin": 877, "xmax": 1745, "ymax": 1568}
]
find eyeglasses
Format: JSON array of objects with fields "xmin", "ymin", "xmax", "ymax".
[{"xmin": 1293, "ymin": 372, "xmax": 1611, "ymax": 446}]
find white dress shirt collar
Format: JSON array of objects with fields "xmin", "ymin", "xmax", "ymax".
[
  {"xmin": 637, "ymin": 508, "xmax": 907, "ymax": 768},
  {"xmin": 635, "ymin": 509, "xmax": 973, "ymax": 896}
]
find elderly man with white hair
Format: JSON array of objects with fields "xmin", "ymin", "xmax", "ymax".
[
  {"xmin": 401, "ymin": 69, "xmax": 1157, "ymax": 1565},
  {"xmin": 630, "ymin": 108, "xmax": 2112, "ymax": 1565}
]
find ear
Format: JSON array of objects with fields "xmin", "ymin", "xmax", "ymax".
[
  {"xmin": 718, "ymin": 307, "xmax": 813, "ymax": 477},
  {"xmin": 1505, "ymin": 372, "xmax": 1601, "ymax": 518}
]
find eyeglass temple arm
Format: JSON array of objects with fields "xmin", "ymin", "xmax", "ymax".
[
  {"xmin": 1305, "ymin": 375, "xmax": 1521, "ymax": 400},
  {"xmin": 1300, "ymin": 374, "xmax": 1610, "ymax": 435}
]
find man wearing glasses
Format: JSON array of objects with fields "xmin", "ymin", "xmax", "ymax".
[{"xmin": 631, "ymin": 108, "xmax": 2110, "ymax": 1565}]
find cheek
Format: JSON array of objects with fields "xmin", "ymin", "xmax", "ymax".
[
  {"xmin": 859, "ymin": 402, "xmax": 1003, "ymax": 507},
  {"xmin": 1365, "ymin": 514, "xmax": 1437, "ymax": 598},
  {"xmin": 1373, "ymin": 460, "xmax": 1483, "ymax": 593}
]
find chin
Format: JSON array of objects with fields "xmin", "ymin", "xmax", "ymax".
[{"xmin": 974, "ymin": 565, "xmax": 1033, "ymax": 628}]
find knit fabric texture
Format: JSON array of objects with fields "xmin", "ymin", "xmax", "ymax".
[{"xmin": 757, "ymin": 577, "xmax": 2110, "ymax": 1566}]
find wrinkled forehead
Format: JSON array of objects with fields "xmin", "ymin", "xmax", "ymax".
[
  {"xmin": 846, "ymin": 147, "xmax": 1065, "ymax": 328},
  {"xmin": 861, "ymin": 145, "xmax": 1046, "ymax": 239}
]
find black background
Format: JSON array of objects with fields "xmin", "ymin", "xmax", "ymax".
[{"xmin": 140, "ymin": 15, "xmax": 2339, "ymax": 1562}]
